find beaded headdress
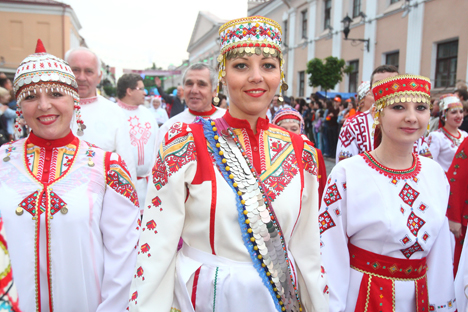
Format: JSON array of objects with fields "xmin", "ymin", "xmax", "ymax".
[
  {"xmin": 439, "ymin": 94, "xmax": 462, "ymax": 112},
  {"xmin": 13, "ymin": 39, "xmax": 85, "ymax": 136},
  {"xmin": 371, "ymin": 74, "xmax": 431, "ymax": 128},
  {"xmin": 357, "ymin": 81, "xmax": 370, "ymax": 104},
  {"xmin": 272, "ymin": 107, "xmax": 304, "ymax": 134},
  {"xmin": 215, "ymin": 16, "xmax": 287, "ymax": 103}
]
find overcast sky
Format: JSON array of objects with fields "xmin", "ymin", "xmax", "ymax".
[{"xmin": 61, "ymin": 0, "xmax": 248, "ymax": 71}]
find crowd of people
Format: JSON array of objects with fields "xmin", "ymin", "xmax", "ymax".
[{"xmin": 1, "ymin": 14, "xmax": 468, "ymax": 312}]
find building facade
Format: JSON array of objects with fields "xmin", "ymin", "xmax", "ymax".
[
  {"xmin": 248, "ymin": 0, "xmax": 468, "ymax": 98},
  {"xmin": 0, "ymin": 0, "xmax": 84, "ymax": 77}
]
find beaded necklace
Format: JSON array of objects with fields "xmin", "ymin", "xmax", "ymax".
[
  {"xmin": 442, "ymin": 127, "xmax": 463, "ymax": 147},
  {"xmin": 363, "ymin": 151, "xmax": 421, "ymax": 181},
  {"xmin": 198, "ymin": 117, "xmax": 302, "ymax": 312}
]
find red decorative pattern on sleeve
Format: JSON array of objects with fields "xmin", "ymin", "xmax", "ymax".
[{"xmin": 106, "ymin": 154, "xmax": 140, "ymax": 207}]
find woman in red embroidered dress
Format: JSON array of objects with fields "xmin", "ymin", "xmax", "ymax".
[
  {"xmin": 0, "ymin": 40, "xmax": 140, "ymax": 312},
  {"xmin": 129, "ymin": 16, "xmax": 328, "ymax": 312},
  {"xmin": 319, "ymin": 75, "xmax": 456, "ymax": 311}
]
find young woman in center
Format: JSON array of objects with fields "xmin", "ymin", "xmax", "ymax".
[
  {"xmin": 319, "ymin": 75, "xmax": 456, "ymax": 311},
  {"xmin": 129, "ymin": 16, "xmax": 328, "ymax": 312}
]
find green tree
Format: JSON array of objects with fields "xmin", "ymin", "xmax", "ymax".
[{"xmin": 306, "ymin": 56, "xmax": 353, "ymax": 95}]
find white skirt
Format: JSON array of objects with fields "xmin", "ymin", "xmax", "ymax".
[{"xmin": 173, "ymin": 244, "xmax": 284, "ymax": 312}]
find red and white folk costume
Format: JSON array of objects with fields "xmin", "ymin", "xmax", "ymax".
[
  {"xmin": 117, "ymin": 100, "xmax": 159, "ymax": 210},
  {"xmin": 447, "ymin": 138, "xmax": 468, "ymax": 277},
  {"xmin": 427, "ymin": 95, "xmax": 467, "ymax": 172},
  {"xmin": 156, "ymin": 105, "xmax": 226, "ymax": 146},
  {"xmin": 71, "ymin": 95, "xmax": 138, "ymax": 182},
  {"xmin": 320, "ymin": 75, "xmax": 456, "ymax": 311},
  {"xmin": 1, "ymin": 40, "xmax": 140, "ymax": 312},
  {"xmin": 129, "ymin": 112, "xmax": 328, "ymax": 311}
]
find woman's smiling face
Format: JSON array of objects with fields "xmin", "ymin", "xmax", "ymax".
[{"xmin": 224, "ymin": 53, "xmax": 281, "ymax": 120}]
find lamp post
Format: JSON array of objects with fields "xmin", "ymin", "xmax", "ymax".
[{"xmin": 341, "ymin": 14, "xmax": 370, "ymax": 52}]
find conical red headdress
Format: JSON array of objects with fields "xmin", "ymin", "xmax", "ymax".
[{"xmin": 35, "ymin": 39, "xmax": 46, "ymax": 53}]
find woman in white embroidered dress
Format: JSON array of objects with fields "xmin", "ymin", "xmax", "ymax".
[
  {"xmin": 128, "ymin": 16, "xmax": 328, "ymax": 312},
  {"xmin": 319, "ymin": 75, "xmax": 456, "ymax": 312},
  {"xmin": 0, "ymin": 40, "xmax": 140, "ymax": 311},
  {"xmin": 428, "ymin": 94, "xmax": 468, "ymax": 172}
]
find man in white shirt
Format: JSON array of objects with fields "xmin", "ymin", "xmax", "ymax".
[
  {"xmin": 157, "ymin": 63, "xmax": 226, "ymax": 146},
  {"xmin": 65, "ymin": 47, "xmax": 137, "ymax": 180},
  {"xmin": 116, "ymin": 74, "xmax": 159, "ymax": 210}
]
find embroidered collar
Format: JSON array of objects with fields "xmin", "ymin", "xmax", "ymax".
[
  {"xmin": 362, "ymin": 151, "xmax": 421, "ymax": 180},
  {"xmin": 442, "ymin": 127, "xmax": 463, "ymax": 146},
  {"xmin": 223, "ymin": 111, "xmax": 269, "ymax": 132},
  {"xmin": 188, "ymin": 105, "xmax": 217, "ymax": 117},
  {"xmin": 117, "ymin": 100, "xmax": 139, "ymax": 111},
  {"xmin": 80, "ymin": 96, "xmax": 98, "ymax": 105},
  {"xmin": 27, "ymin": 130, "xmax": 76, "ymax": 149}
]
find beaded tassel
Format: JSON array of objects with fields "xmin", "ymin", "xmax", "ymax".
[{"xmin": 74, "ymin": 100, "xmax": 85, "ymax": 136}]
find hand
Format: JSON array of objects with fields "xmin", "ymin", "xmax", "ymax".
[
  {"xmin": 0, "ymin": 104, "xmax": 7, "ymax": 113},
  {"xmin": 155, "ymin": 77, "xmax": 161, "ymax": 88},
  {"xmin": 449, "ymin": 220, "xmax": 462, "ymax": 238}
]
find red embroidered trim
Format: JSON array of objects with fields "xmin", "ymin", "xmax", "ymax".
[
  {"xmin": 188, "ymin": 105, "xmax": 216, "ymax": 116},
  {"xmin": 80, "ymin": 96, "xmax": 98, "ymax": 105},
  {"xmin": 117, "ymin": 100, "xmax": 138, "ymax": 111},
  {"xmin": 361, "ymin": 151, "xmax": 421, "ymax": 180},
  {"xmin": 191, "ymin": 267, "xmax": 202, "ymax": 310}
]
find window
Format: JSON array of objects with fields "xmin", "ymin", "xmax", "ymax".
[
  {"xmin": 301, "ymin": 10, "xmax": 308, "ymax": 39},
  {"xmin": 348, "ymin": 60, "xmax": 359, "ymax": 93},
  {"xmin": 283, "ymin": 20, "xmax": 288, "ymax": 46},
  {"xmin": 324, "ymin": 0, "xmax": 332, "ymax": 30},
  {"xmin": 435, "ymin": 40, "xmax": 458, "ymax": 88},
  {"xmin": 352, "ymin": 0, "xmax": 361, "ymax": 18},
  {"xmin": 385, "ymin": 51, "xmax": 399, "ymax": 70},
  {"xmin": 390, "ymin": 0, "xmax": 400, "ymax": 4},
  {"xmin": 299, "ymin": 71, "xmax": 305, "ymax": 97}
]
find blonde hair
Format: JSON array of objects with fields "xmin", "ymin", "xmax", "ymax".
[{"xmin": 0, "ymin": 87, "xmax": 9, "ymax": 98}]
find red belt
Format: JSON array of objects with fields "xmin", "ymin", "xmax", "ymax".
[{"xmin": 349, "ymin": 243, "xmax": 428, "ymax": 312}]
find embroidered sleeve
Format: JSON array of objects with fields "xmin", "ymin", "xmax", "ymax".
[
  {"xmin": 336, "ymin": 121, "xmax": 359, "ymax": 163},
  {"xmin": 427, "ymin": 132, "xmax": 441, "ymax": 162},
  {"xmin": 100, "ymin": 152, "xmax": 141, "ymax": 311},
  {"xmin": 318, "ymin": 163, "xmax": 350, "ymax": 311},
  {"xmin": 447, "ymin": 144, "xmax": 468, "ymax": 224},
  {"xmin": 128, "ymin": 122, "xmax": 198, "ymax": 311},
  {"xmin": 105, "ymin": 152, "xmax": 139, "ymax": 208},
  {"xmin": 0, "ymin": 213, "xmax": 20, "ymax": 311}
]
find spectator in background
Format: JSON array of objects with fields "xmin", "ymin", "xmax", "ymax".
[
  {"xmin": 0, "ymin": 87, "xmax": 16, "ymax": 140},
  {"xmin": 150, "ymin": 96, "xmax": 169, "ymax": 127},
  {"xmin": 0, "ymin": 75, "xmax": 17, "ymax": 137},
  {"xmin": 326, "ymin": 97, "xmax": 340, "ymax": 157},
  {"xmin": 156, "ymin": 79, "xmax": 185, "ymax": 117},
  {"xmin": 455, "ymin": 87, "xmax": 468, "ymax": 102},
  {"xmin": 356, "ymin": 81, "xmax": 373, "ymax": 114},
  {"xmin": 344, "ymin": 98, "xmax": 356, "ymax": 121},
  {"xmin": 312, "ymin": 101, "xmax": 324, "ymax": 150}
]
